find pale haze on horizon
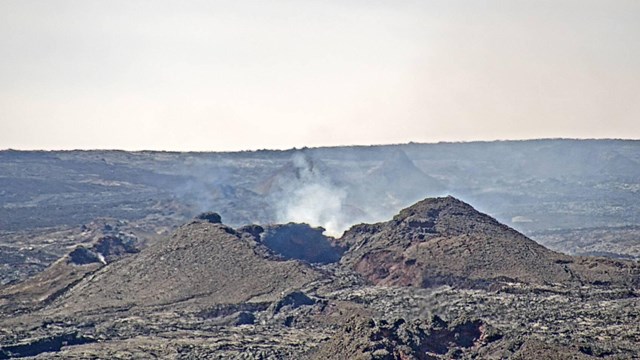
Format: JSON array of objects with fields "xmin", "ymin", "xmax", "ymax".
[{"xmin": 1, "ymin": 0, "xmax": 639, "ymax": 151}]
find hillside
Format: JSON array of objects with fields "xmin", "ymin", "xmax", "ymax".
[
  {"xmin": 0, "ymin": 198, "xmax": 639, "ymax": 358},
  {"xmin": 2, "ymin": 140, "xmax": 640, "ymax": 287},
  {"xmin": 44, "ymin": 218, "xmax": 321, "ymax": 317},
  {"xmin": 340, "ymin": 197, "xmax": 639, "ymax": 288}
]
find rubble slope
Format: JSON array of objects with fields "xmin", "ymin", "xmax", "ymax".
[{"xmin": 340, "ymin": 196, "xmax": 639, "ymax": 288}]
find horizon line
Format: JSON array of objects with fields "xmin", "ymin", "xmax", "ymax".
[{"xmin": 2, "ymin": 137, "xmax": 638, "ymax": 154}]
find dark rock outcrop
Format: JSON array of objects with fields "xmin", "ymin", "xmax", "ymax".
[
  {"xmin": 67, "ymin": 247, "xmax": 102, "ymax": 265},
  {"xmin": 261, "ymin": 223, "xmax": 345, "ymax": 264},
  {"xmin": 93, "ymin": 235, "xmax": 139, "ymax": 262},
  {"xmin": 237, "ymin": 224, "xmax": 265, "ymax": 240},
  {"xmin": 0, "ymin": 332, "xmax": 95, "ymax": 359},
  {"xmin": 272, "ymin": 291, "xmax": 317, "ymax": 314},
  {"xmin": 194, "ymin": 212, "xmax": 222, "ymax": 224},
  {"xmin": 309, "ymin": 315, "xmax": 495, "ymax": 360},
  {"xmin": 67, "ymin": 234, "xmax": 140, "ymax": 266}
]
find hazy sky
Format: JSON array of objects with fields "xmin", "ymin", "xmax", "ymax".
[{"xmin": 1, "ymin": 1, "xmax": 639, "ymax": 151}]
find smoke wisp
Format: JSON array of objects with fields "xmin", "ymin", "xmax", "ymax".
[{"xmin": 274, "ymin": 152, "xmax": 349, "ymax": 237}]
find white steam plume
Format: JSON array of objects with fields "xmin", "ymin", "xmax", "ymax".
[{"xmin": 275, "ymin": 152, "xmax": 348, "ymax": 237}]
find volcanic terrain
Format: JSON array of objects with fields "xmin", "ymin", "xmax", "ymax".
[
  {"xmin": 0, "ymin": 196, "xmax": 638, "ymax": 359},
  {"xmin": 340, "ymin": 197, "xmax": 639, "ymax": 288}
]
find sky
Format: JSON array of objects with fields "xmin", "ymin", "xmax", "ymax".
[{"xmin": 1, "ymin": 0, "xmax": 639, "ymax": 151}]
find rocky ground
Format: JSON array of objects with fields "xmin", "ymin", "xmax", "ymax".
[
  {"xmin": 2, "ymin": 139, "xmax": 640, "ymax": 283},
  {"xmin": 0, "ymin": 212, "xmax": 185, "ymax": 286},
  {"xmin": 1, "ymin": 141, "xmax": 640, "ymax": 358},
  {"xmin": 532, "ymin": 226, "xmax": 640, "ymax": 260},
  {"xmin": 0, "ymin": 198, "xmax": 638, "ymax": 359}
]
